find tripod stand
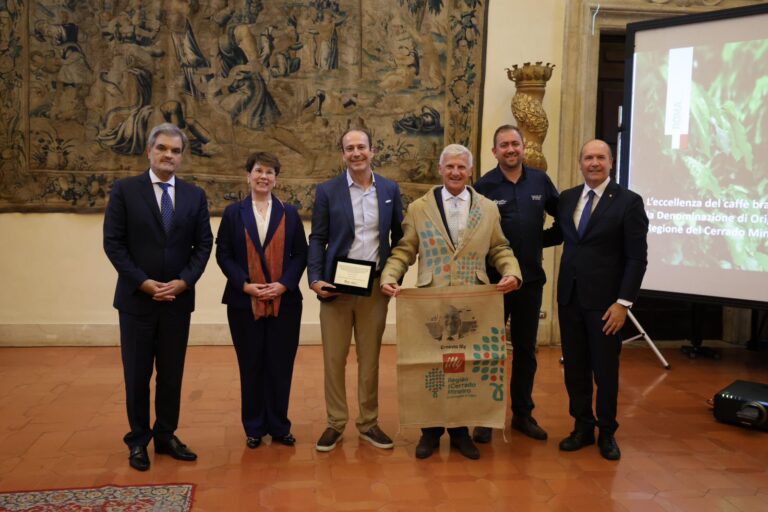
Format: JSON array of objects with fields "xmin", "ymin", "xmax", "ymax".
[
  {"xmin": 623, "ymin": 310, "xmax": 670, "ymax": 369},
  {"xmin": 558, "ymin": 310, "xmax": 671, "ymax": 369}
]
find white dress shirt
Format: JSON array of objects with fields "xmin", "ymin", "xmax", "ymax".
[
  {"xmin": 346, "ymin": 170, "xmax": 380, "ymax": 264},
  {"xmin": 572, "ymin": 176, "xmax": 610, "ymax": 228},
  {"xmin": 149, "ymin": 169, "xmax": 176, "ymax": 210},
  {"xmin": 441, "ymin": 186, "xmax": 470, "ymax": 246},
  {"xmin": 252, "ymin": 198, "xmax": 272, "ymax": 246}
]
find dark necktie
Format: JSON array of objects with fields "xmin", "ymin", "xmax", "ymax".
[
  {"xmin": 577, "ymin": 190, "xmax": 595, "ymax": 238},
  {"xmin": 158, "ymin": 182, "xmax": 174, "ymax": 233}
]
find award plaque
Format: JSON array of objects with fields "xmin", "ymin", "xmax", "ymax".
[{"xmin": 324, "ymin": 257, "xmax": 376, "ymax": 296}]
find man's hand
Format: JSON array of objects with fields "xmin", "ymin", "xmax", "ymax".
[
  {"xmin": 310, "ymin": 280, "xmax": 340, "ymax": 299},
  {"xmin": 602, "ymin": 303, "xmax": 628, "ymax": 335},
  {"xmin": 152, "ymin": 279, "xmax": 188, "ymax": 301},
  {"xmin": 380, "ymin": 282, "xmax": 400, "ymax": 297},
  {"xmin": 140, "ymin": 279, "xmax": 164, "ymax": 297},
  {"xmin": 497, "ymin": 275, "xmax": 521, "ymax": 293}
]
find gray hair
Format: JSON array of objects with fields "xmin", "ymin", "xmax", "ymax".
[
  {"xmin": 439, "ymin": 144, "xmax": 473, "ymax": 167},
  {"xmin": 146, "ymin": 123, "xmax": 189, "ymax": 152}
]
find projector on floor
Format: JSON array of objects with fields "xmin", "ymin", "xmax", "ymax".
[{"xmin": 713, "ymin": 380, "xmax": 768, "ymax": 431}]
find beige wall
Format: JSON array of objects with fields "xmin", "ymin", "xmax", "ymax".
[
  {"xmin": 0, "ymin": 0, "xmax": 565, "ymax": 346},
  {"xmin": 0, "ymin": 212, "xmax": 417, "ymax": 346},
  {"xmin": 479, "ymin": 0, "xmax": 566, "ymax": 344}
]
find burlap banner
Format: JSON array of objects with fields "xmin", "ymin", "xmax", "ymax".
[{"xmin": 396, "ymin": 285, "xmax": 507, "ymax": 429}]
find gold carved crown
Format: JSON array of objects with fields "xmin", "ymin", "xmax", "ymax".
[{"xmin": 506, "ymin": 62, "xmax": 555, "ymax": 86}]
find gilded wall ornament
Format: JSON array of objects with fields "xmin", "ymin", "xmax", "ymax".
[{"xmin": 506, "ymin": 61, "xmax": 555, "ymax": 171}]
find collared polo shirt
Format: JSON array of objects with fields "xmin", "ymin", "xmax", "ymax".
[{"xmin": 473, "ymin": 165, "xmax": 560, "ymax": 284}]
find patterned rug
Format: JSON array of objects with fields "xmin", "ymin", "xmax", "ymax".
[{"xmin": 0, "ymin": 483, "xmax": 194, "ymax": 511}]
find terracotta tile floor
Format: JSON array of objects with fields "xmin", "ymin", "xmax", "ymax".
[{"xmin": 0, "ymin": 345, "xmax": 767, "ymax": 511}]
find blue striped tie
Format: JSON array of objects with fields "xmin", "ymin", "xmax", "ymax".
[
  {"xmin": 577, "ymin": 190, "xmax": 595, "ymax": 239},
  {"xmin": 158, "ymin": 182, "xmax": 174, "ymax": 233}
]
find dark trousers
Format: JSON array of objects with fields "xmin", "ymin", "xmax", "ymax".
[
  {"xmin": 119, "ymin": 309, "xmax": 191, "ymax": 448},
  {"xmin": 227, "ymin": 301, "xmax": 301, "ymax": 438},
  {"xmin": 503, "ymin": 281, "xmax": 544, "ymax": 417},
  {"xmin": 558, "ymin": 289, "xmax": 622, "ymax": 435},
  {"xmin": 421, "ymin": 426, "xmax": 469, "ymax": 439}
]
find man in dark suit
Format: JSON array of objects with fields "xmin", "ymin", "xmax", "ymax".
[
  {"xmin": 308, "ymin": 128, "xmax": 403, "ymax": 452},
  {"xmin": 104, "ymin": 123, "xmax": 213, "ymax": 471},
  {"xmin": 556, "ymin": 139, "xmax": 648, "ymax": 461}
]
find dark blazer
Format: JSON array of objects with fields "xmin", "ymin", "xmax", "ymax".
[
  {"xmin": 103, "ymin": 171, "xmax": 213, "ymax": 314},
  {"xmin": 556, "ymin": 180, "xmax": 648, "ymax": 310},
  {"xmin": 307, "ymin": 172, "xmax": 403, "ymax": 284},
  {"xmin": 216, "ymin": 196, "xmax": 308, "ymax": 308}
]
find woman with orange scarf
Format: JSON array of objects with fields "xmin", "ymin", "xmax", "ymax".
[{"xmin": 216, "ymin": 152, "xmax": 308, "ymax": 448}]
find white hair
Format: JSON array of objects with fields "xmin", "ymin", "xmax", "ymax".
[{"xmin": 439, "ymin": 144, "xmax": 473, "ymax": 167}]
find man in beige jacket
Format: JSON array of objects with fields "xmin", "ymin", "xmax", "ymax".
[{"xmin": 380, "ymin": 143, "xmax": 522, "ymax": 460}]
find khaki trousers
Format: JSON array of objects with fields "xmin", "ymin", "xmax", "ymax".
[{"xmin": 319, "ymin": 279, "xmax": 389, "ymax": 433}]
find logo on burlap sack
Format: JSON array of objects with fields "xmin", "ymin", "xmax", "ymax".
[
  {"xmin": 424, "ymin": 367, "xmax": 445, "ymax": 398},
  {"xmin": 424, "ymin": 305, "xmax": 478, "ymax": 341},
  {"xmin": 472, "ymin": 326, "xmax": 506, "ymax": 401},
  {"xmin": 443, "ymin": 353, "xmax": 465, "ymax": 373}
]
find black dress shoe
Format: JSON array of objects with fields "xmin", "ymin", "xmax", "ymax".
[
  {"xmin": 558, "ymin": 430, "xmax": 595, "ymax": 452},
  {"xmin": 246, "ymin": 436, "xmax": 262, "ymax": 449},
  {"xmin": 512, "ymin": 416, "xmax": 548, "ymax": 440},
  {"xmin": 472, "ymin": 426, "xmax": 492, "ymax": 444},
  {"xmin": 598, "ymin": 433, "xmax": 621, "ymax": 460},
  {"xmin": 154, "ymin": 435, "xmax": 197, "ymax": 461},
  {"xmin": 272, "ymin": 434, "xmax": 296, "ymax": 446},
  {"xmin": 450, "ymin": 435, "xmax": 480, "ymax": 460},
  {"xmin": 415, "ymin": 435, "xmax": 440, "ymax": 459},
  {"xmin": 129, "ymin": 445, "xmax": 150, "ymax": 471}
]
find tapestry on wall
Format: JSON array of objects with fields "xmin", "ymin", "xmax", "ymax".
[{"xmin": 0, "ymin": 0, "xmax": 487, "ymax": 215}]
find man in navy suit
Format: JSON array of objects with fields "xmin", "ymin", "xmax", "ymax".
[
  {"xmin": 308, "ymin": 128, "xmax": 404, "ymax": 452},
  {"xmin": 104, "ymin": 123, "xmax": 213, "ymax": 471},
  {"xmin": 556, "ymin": 139, "xmax": 648, "ymax": 461}
]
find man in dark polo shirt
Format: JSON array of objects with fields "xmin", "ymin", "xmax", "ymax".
[{"xmin": 472, "ymin": 124, "xmax": 561, "ymax": 443}]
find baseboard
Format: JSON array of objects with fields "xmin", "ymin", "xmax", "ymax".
[{"xmin": 0, "ymin": 323, "xmax": 398, "ymax": 347}]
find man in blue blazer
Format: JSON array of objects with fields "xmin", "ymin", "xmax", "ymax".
[
  {"xmin": 556, "ymin": 139, "xmax": 648, "ymax": 461},
  {"xmin": 308, "ymin": 128, "xmax": 404, "ymax": 452},
  {"xmin": 104, "ymin": 123, "xmax": 213, "ymax": 471}
]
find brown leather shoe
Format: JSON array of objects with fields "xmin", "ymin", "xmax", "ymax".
[
  {"xmin": 315, "ymin": 428, "xmax": 342, "ymax": 452},
  {"xmin": 360, "ymin": 425, "xmax": 394, "ymax": 449}
]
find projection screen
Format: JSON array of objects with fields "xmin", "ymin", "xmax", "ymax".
[{"xmin": 620, "ymin": 4, "xmax": 768, "ymax": 306}]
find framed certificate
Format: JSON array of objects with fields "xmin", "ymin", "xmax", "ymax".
[{"xmin": 324, "ymin": 257, "xmax": 376, "ymax": 296}]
